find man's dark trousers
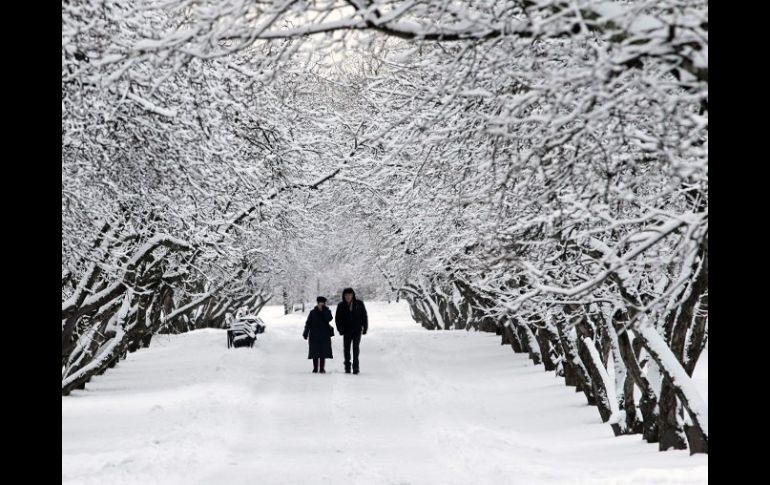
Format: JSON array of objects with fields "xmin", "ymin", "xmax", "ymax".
[{"xmin": 343, "ymin": 333, "xmax": 361, "ymax": 372}]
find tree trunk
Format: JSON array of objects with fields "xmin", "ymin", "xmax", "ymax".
[
  {"xmin": 557, "ymin": 311, "xmax": 595, "ymax": 405},
  {"xmin": 637, "ymin": 325, "xmax": 708, "ymax": 454}
]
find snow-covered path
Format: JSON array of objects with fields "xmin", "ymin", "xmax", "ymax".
[{"xmin": 62, "ymin": 302, "xmax": 707, "ymax": 485}]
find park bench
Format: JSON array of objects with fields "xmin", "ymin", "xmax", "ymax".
[{"xmin": 226, "ymin": 315, "xmax": 266, "ymax": 348}]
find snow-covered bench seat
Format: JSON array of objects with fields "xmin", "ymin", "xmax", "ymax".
[{"xmin": 226, "ymin": 316, "xmax": 266, "ymax": 348}]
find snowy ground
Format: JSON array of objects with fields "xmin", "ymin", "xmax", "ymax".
[{"xmin": 62, "ymin": 302, "xmax": 708, "ymax": 485}]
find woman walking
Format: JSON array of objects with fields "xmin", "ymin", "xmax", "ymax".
[{"xmin": 303, "ymin": 296, "xmax": 334, "ymax": 373}]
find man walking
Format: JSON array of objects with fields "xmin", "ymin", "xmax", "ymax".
[{"xmin": 335, "ymin": 287, "xmax": 368, "ymax": 374}]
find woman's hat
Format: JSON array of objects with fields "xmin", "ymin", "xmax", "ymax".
[{"xmin": 316, "ymin": 296, "xmax": 327, "ymax": 303}]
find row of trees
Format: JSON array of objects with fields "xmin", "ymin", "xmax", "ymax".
[
  {"xmin": 298, "ymin": 1, "xmax": 708, "ymax": 453},
  {"xmin": 62, "ymin": 0, "xmax": 350, "ymax": 393},
  {"xmin": 62, "ymin": 0, "xmax": 707, "ymax": 454}
]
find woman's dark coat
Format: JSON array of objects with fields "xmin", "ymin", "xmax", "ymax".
[{"xmin": 303, "ymin": 306, "xmax": 334, "ymax": 359}]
